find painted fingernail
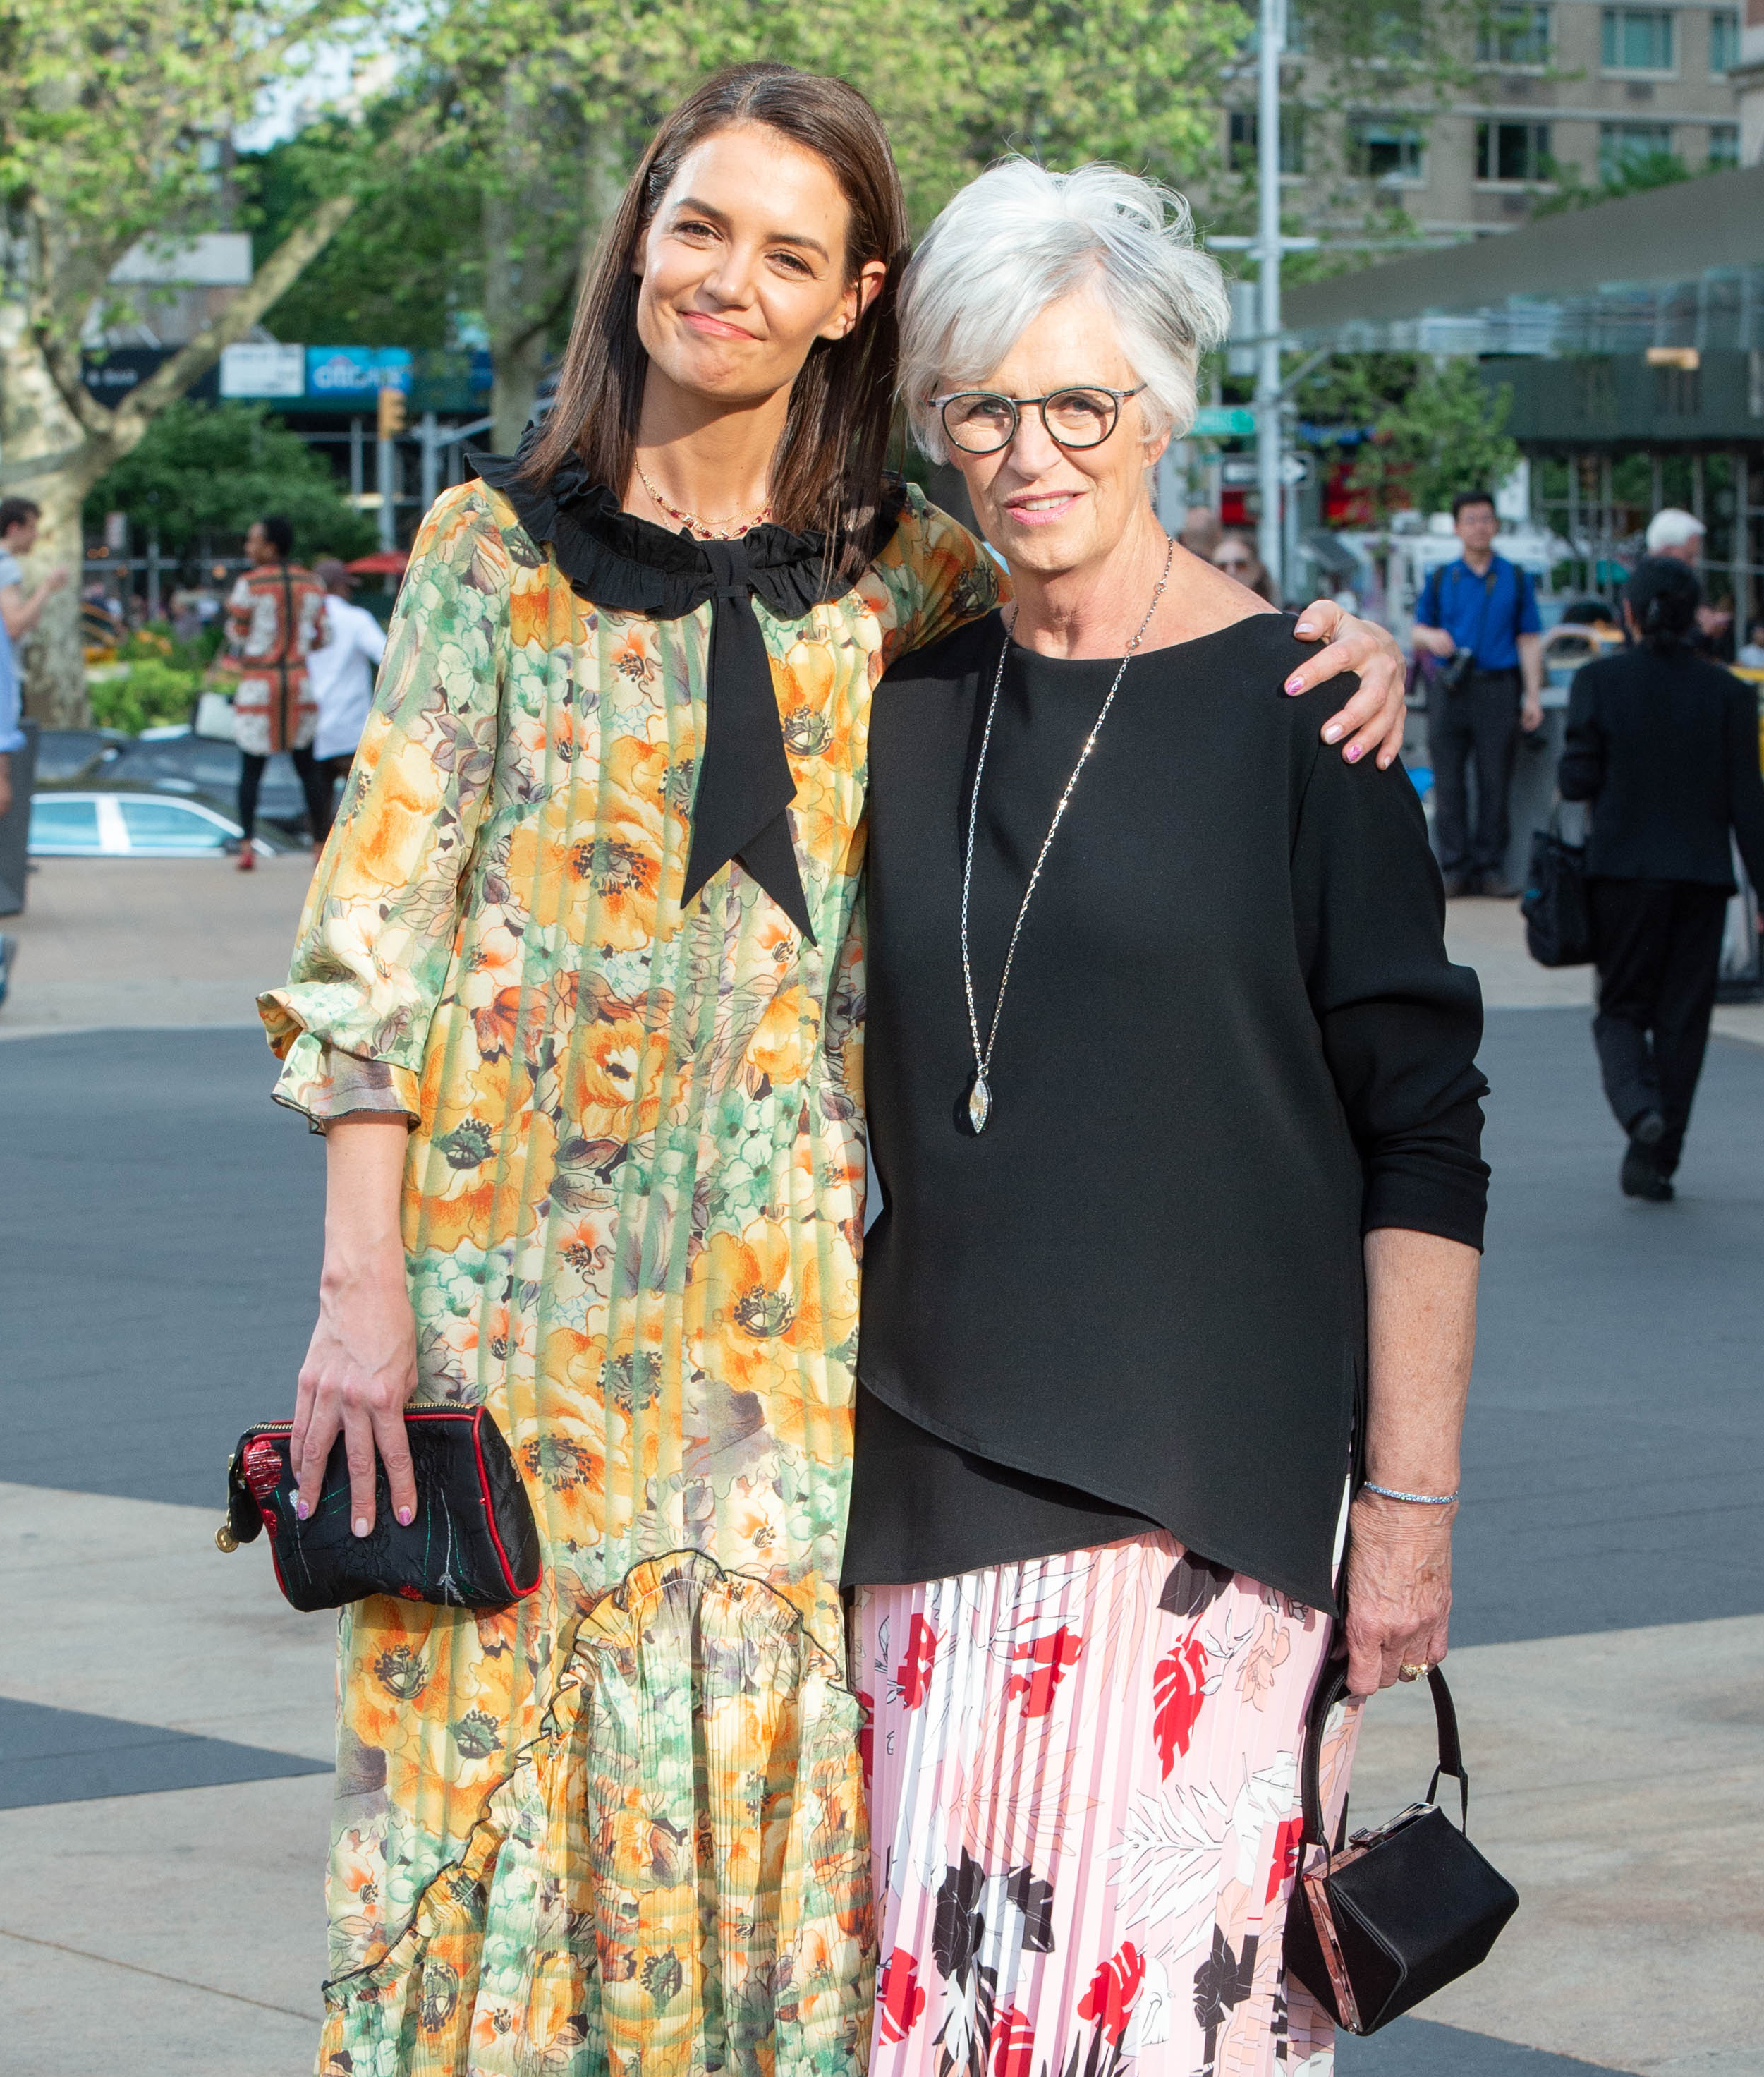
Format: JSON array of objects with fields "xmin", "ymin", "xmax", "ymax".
[
  {"xmin": 297, "ymin": 1500, "xmax": 310, "ymax": 1522},
  {"xmin": 1346, "ymin": 743, "xmax": 1364, "ymax": 763},
  {"xmin": 353, "ymin": 1516, "xmax": 370, "ymax": 1538},
  {"xmin": 1294, "ymin": 622, "xmax": 1316, "ymax": 638},
  {"xmin": 396, "ymin": 1506, "xmax": 413, "ymax": 1527},
  {"xmin": 1284, "ymin": 674, "xmax": 1304, "ymax": 694},
  {"xmin": 1322, "ymin": 723, "xmax": 1343, "ymax": 744}
]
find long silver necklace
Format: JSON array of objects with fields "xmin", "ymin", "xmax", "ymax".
[{"xmin": 959, "ymin": 534, "xmax": 1174, "ymax": 1134}]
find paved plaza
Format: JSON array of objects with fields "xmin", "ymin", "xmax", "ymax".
[{"xmin": 2, "ymin": 858, "xmax": 1761, "ymax": 2076}]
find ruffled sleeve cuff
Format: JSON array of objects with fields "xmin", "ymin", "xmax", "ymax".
[{"xmin": 260, "ymin": 987, "xmax": 422, "ymax": 1132}]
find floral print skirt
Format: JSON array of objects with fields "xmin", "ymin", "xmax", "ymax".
[{"xmin": 853, "ymin": 1532, "xmax": 1361, "ymax": 2077}]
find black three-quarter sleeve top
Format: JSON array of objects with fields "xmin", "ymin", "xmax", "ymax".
[{"xmin": 843, "ymin": 610, "xmax": 1489, "ymax": 1612}]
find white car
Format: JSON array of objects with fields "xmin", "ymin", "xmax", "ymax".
[{"xmin": 28, "ymin": 790, "xmax": 274, "ymax": 859}]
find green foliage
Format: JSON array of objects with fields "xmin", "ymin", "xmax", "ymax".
[
  {"xmin": 84, "ymin": 402, "xmax": 377, "ymax": 561},
  {"xmin": 1531, "ymin": 150, "xmax": 1691, "ymax": 219},
  {"xmin": 1348, "ymin": 358, "xmax": 1520, "ymax": 523},
  {"xmin": 118, "ymin": 621, "xmax": 218, "ymax": 672},
  {"xmin": 242, "ymin": 98, "xmax": 483, "ymax": 350},
  {"xmin": 87, "ymin": 658, "xmax": 203, "ymax": 735}
]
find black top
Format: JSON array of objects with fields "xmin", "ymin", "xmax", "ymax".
[
  {"xmin": 1557, "ymin": 646, "xmax": 1764, "ymax": 892},
  {"xmin": 844, "ymin": 611, "xmax": 1488, "ymax": 1610},
  {"xmin": 470, "ymin": 432, "xmax": 910, "ymax": 942}
]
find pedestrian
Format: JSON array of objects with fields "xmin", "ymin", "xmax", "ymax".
[
  {"xmin": 306, "ymin": 557, "xmax": 387, "ymax": 849},
  {"xmin": 1212, "ymin": 525, "xmax": 1280, "ymax": 602},
  {"xmin": 846, "ymin": 157, "xmax": 1488, "ymax": 2077},
  {"xmin": 260, "ymin": 66, "xmax": 1408, "ymax": 2076},
  {"xmin": 1179, "ymin": 502, "xmax": 1222, "ymax": 560},
  {"xmin": 1558, "ymin": 557, "xmax": 1764, "ymax": 1201},
  {"xmin": 1738, "ymin": 616, "xmax": 1764, "ymax": 671},
  {"xmin": 1411, "ymin": 488, "xmax": 1545, "ymax": 896},
  {"xmin": 215, "ymin": 514, "xmax": 330, "ymax": 870},
  {"xmin": 0, "ymin": 497, "xmax": 71, "ymax": 822},
  {"xmin": 1643, "ymin": 509, "xmax": 1734, "ymax": 659}
]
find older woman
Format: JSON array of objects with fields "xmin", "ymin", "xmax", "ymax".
[{"xmin": 844, "ymin": 162, "xmax": 1488, "ymax": 2075}]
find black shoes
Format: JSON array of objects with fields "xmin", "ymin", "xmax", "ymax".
[{"xmin": 1621, "ymin": 1113, "xmax": 1674, "ymax": 1200}]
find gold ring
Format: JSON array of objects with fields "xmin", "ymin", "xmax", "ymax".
[{"xmin": 1398, "ymin": 1661, "xmax": 1430, "ymax": 1682}]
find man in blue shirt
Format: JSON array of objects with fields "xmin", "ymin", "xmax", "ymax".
[{"xmin": 1413, "ymin": 489, "xmax": 1544, "ymax": 896}]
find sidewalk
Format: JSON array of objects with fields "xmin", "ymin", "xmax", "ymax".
[{"xmin": 4, "ymin": 874, "xmax": 1761, "ymax": 2077}]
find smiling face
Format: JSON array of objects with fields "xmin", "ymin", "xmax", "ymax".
[
  {"xmin": 942, "ymin": 289, "xmax": 1167, "ymax": 583},
  {"xmin": 633, "ymin": 122, "xmax": 886, "ymax": 414}
]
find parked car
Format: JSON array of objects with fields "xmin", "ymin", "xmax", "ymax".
[
  {"xmin": 28, "ymin": 789, "xmax": 295, "ymax": 859},
  {"xmin": 33, "ymin": 727, "xmax": 130, "ymax": 782},
  {"xmin": 99, "ymin": 729, "xmax": 313, "ymax": 834}
]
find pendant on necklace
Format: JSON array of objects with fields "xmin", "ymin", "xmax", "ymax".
[{"xmin": 967, "ymin": 1072, "xmax": 992, "ymax": 1134}]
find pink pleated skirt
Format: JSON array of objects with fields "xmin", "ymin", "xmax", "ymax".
[{"xmin": 853, "ymin": 1531, "xmax": 1361, "ymax": 2077}]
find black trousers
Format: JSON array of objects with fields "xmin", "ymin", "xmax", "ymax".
[
  {"xmin": 1429, "ymin": 669, "xmax": 1520, "ymax": 880},
  {"xmin": 238, "ymin": 743, "xmax": 334, "ymax": 844},
  {"xmin": 1589, "ymin": 876, "xmax": 1729, "ymax": 1175}
]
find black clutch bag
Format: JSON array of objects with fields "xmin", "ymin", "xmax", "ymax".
[
  {"xmin": 217, "ymin": 1406, "xmax": 542, "ymax": 1613},
  {"xmin": 1284, "ymin": 1658, "xmax": 1519, "ymax": 2035}
]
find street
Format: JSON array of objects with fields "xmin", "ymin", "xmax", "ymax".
[{"xmin": 2, "ymin": 860, "xmax": 1761, "ymax": 2076}]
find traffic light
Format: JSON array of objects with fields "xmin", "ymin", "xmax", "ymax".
[{"xmin": 377, "ymin": 385, "xmax": 407, "ymax": 441}]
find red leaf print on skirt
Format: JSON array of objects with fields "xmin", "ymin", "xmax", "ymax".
[
  {"xmin": 1077, "ymin": 1941, "xmax": 1146, "ymax": 2045},
  {"xmin": 991, "ymin": 2004, "xmax": 1038, "ymax": 2077},
  {"xmin": 1152, "ymin": 1632, "xmax": 1210, "ymax": 1777},
  {"xmin": 877, "ymin": 1947, "xmax": 927, "ymax": 2044},
  {"xmin": 896, "ymin": 1614, "xmax": 939, "ymax": 1709},
  {"xmin": 1265, "ymin": 1812, "xmax": 1305, "ymax": 1904},
  {"xmin": 1003, "ymin": 1624, "xmax": 1083, "ymax": 1719}
]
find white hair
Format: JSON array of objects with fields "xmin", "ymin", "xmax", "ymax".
[{"xmin": 899, "ymin": 158, "xmax": 1233, "ymax": 463}]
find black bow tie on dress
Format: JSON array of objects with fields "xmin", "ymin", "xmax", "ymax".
[{"xmin": 469, "ymin": 436, "xmax": 904, "ymax": 945}]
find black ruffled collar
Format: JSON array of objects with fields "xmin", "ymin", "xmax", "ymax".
[{"xmin": 466, "ymin": 432, "xmax": 906, "ymax": 944}]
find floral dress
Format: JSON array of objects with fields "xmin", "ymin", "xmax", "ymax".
[{"xmin": 259, "ymin": 470, "xmax": 997, "ymax": 2077}]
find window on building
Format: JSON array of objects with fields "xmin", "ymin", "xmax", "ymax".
[
  {"xmin": 1477, "ymin": 4, "xmax": 1551, "ymax": 65},
  {"xmin": 1477, "ymin": 121, "xmax": 1555, "ymax": 180},
  {"xmin": 1229, "ymin": 107, "xmax": 1307, "ymax": 175},
  {"xmin": 1349, "ymin": 120, "xmax": 1426, "ymax": 182},
  {"xmin": 1709, "ymin": 11, "xmax": 1740, "ymax": 72},
  {"xmin": 1600, "ymin": 121, "xmax": 1675, "ymax": 177},
  {"xmin": 1602, "ymin": 8, "xmax": 1674, "ymax": 69},
  {"xmin": 1709, "ymin": 123, "xmax": 1740, "ymax": 167}
]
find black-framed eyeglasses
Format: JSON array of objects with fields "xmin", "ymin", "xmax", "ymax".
[{"xmin": 931, "ymin": 384, "xmax": 1146, "ymax": 456}]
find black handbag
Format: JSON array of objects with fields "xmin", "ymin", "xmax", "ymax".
[
  {"xmin": 1521, "ymin": 803, "xmax": 1593, "ymax": 967},
  {"xmin": 216, "ymin": 1406, "xmax": 543, "ymax": 1613},
  {"xmin": 1284, "ymin": 1659, "xmax": 1519, "ymax": 2034}
]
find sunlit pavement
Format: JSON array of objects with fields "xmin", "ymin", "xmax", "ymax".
[{"xmin": 2, "ymin": 884, "xmax": 1760, "ymax": 2076}]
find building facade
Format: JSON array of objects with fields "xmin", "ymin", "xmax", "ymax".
[{"xmin": 1239, "ymin": 0, "xmax": 1750, "ymax": 241}]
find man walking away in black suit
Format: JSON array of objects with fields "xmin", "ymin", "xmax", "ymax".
[{"xmin": 1559, "ymin": 558, "xmax": 1764, "ymax": 1199}]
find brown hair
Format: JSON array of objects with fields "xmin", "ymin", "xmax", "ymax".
[{"xmin": 523, "ymin": 64, "xmax": 909, "ymax": 569}]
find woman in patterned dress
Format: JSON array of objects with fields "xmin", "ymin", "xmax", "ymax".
[
  {"xmin": 846, "ymin": 162, "xmax": 1488, "ymax": 2077},
  {"xmin": 262, "ymin": 70, "xmax": 1409, "ymax": 2077}
]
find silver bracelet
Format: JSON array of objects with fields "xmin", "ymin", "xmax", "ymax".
[{"xmin": 1363, "ymin": 1480, "xmax": 1459, "ymax": 1506}]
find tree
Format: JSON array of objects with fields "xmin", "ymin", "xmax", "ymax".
[
  {"xmin": 83, "ymin": 401, "xmax": 377, "ymax": 562},
  {"xmin": 1348, "ymin": 358, "xmax": 1520, "ymax": 523},
  {"xmin": 0, "ymin": 0, "xmax": 420, "ymax": 722}
]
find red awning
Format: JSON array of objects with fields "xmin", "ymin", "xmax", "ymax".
[{"xmin": 346, "ymin": 549, "xmax": 410, "ymax": 574}]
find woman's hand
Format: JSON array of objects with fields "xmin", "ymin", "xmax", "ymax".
[
  {"xmin": 1286, "ymin": 601, "xmax": 1410, "ymax": 770},
  {"xmin": 293, "ymin": 1118, "xmax": 418, "ymax": 1534},
  {"xmin": 1341, "ymin": 1489, "xmax": 1454, "ymax": 1695}
]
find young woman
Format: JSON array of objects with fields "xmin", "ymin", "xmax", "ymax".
[{"xmin": 262, "ymin": 66, "xmax": 1409, "ymax": 2077}]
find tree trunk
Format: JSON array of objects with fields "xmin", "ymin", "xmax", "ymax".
[
  {"xmin": 490, "ymin": 318, "xmax": 549, "ymax": 456},
  {"xmin": 0, "ymin": 308, "xmax": 111, "ymax": 725}
]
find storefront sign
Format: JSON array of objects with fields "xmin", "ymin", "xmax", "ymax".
[
  {"xmin": 220, "ymin": 342, "xmax": 307, "ymax": 398},
  {"xmin": 304, "ymin": 347, "xmax": 414, "ymax": 400}
]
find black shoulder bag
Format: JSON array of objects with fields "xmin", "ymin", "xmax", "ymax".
[
  {"xmin": 216, "ymin": 1406, "xmax": 542, "ymax": 1613},
  {"xmin": 1284, "ymin": 1658, "xmax": 1519, "ymax": 2034},
  {"xmin": 1521, "ymin": 799, "xmax": 1593, "ymax": 967}
]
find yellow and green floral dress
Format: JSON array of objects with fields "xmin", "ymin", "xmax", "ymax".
[{"xmin": 259, "ymin": 460, "xmax": 996, "ymax": 2077}]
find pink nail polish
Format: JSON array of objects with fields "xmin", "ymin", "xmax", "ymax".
[
  {"xmin": 1284, "ymin": 675, "xmax": 1303, "ymax": 695},
  {"xmin": 296, "ymin": 1499, "xmax": 310, "ymax": 1522},
  {"xmin": 397, "ymin": 1506, "xmax": 413, "ymax": 1527},
  {"xmin": 1294, "ymin": 623, "xmax": 1315, "ymax": 638},
  {"xmin": 1346, "ymin": 743, "xmax": 1363, "ymax": 763},
  {"xmin": 353, "ymin": 1517, "xmax": 370, "ymax": 1538},
  {"xmin": 1322, "ymin": 725, "xmax": 1342, "ymax": 744}
]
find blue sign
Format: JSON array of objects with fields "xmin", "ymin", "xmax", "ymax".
[{"xmin": 303, "ymin": 346, "xmax": 413, "ymax": 400}]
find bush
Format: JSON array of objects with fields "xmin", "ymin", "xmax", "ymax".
[
  {"xmin": 119, "ymin": 619, "xmax": 216, "ymax": 674},
  {"xmin": 88, "ymin": 658, "xmax": 205, "ymax": 736}
]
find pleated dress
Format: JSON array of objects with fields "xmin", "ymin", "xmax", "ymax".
[{"xmin": 259, "ymin": 464, "xmax": 996, "ymax": 2077}]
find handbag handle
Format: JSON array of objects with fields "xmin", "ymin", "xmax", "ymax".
[{"xmin": 1299, "ymin": 1656, "xmax": 1469, "ymax": 1849}]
